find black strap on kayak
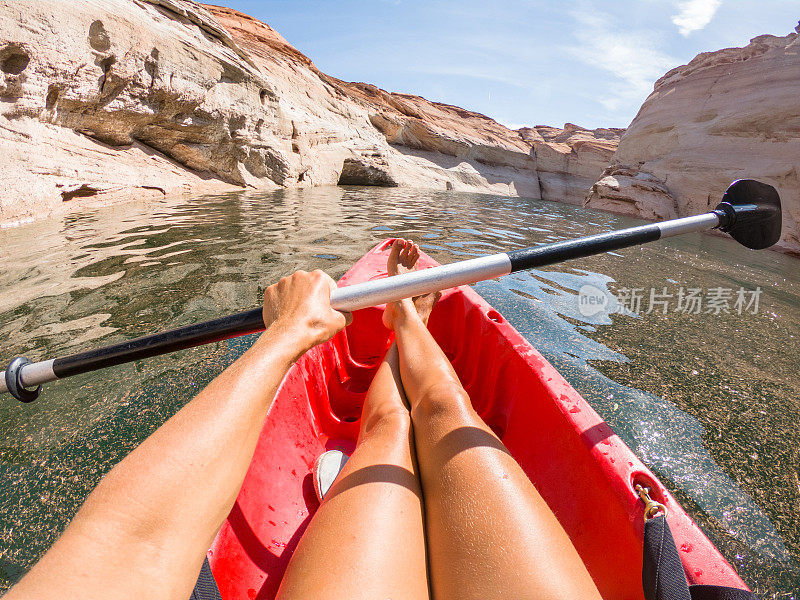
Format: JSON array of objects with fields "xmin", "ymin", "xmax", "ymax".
[
  {"xmin": 641, "ymin": 490, "xmax": 759, "ymax": 600},
  {"xmin": 643, "ymin": 514, "xmax": 691, "ymax": 600},
  {"xmin": 189, "ymin": 557, "xmax": 222, "ymax": 600}
]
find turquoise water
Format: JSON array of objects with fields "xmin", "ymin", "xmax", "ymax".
[{"xmin": 0, "ymin": 186, "xmax": 798, "ymax": 597}]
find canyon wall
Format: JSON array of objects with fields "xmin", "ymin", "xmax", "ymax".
[
  {"xmin": 0, "ymin": 0, "xmax": 616, "ymax": 226},
  {"xmin": 586, "ymin": 27, "xmax": 800, "ymax": 255},
  {"xmin": 3, "ymin": 1, "xmax": 798, "ymax": 257},
  {"xmin": 519, "ymin": 124, "xmax": 622, "ymax": 206}
]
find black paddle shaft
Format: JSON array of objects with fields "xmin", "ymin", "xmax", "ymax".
[
  {"xmin": 52, "ymin": 309, "xmax": 265, "ymax": 379},
  {"xmin": 507, "ymin": 224, "xmax": 662, "ymax": 271}
]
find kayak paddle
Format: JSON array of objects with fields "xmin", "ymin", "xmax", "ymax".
[{"xmin": 1, "ymin": 179, "xmax": 782, "ymax": 402}]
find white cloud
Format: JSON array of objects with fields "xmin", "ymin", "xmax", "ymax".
[
  {"xmin": 671, "ymin": 0, "xmax": 722, "ymax": 36},
  {"xmin": 567, "ymin": 9, "xmax": 680, "ymax": 117}
]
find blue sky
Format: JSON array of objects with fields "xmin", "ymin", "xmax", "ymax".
[{"xmin": 223, "ymin": 1, "xmax": 798, "ymax": 129}]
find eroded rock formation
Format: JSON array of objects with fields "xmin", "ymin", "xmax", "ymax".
[
  {"xmin": 519, "ymin": 124, "xmax": 622, "ymax": 205},
  {"xmin": 0, "ymin": 0, "xmax": 616, "ymax": 225},
  {"xmin": 586, "ymin": 27, "xmax": 800, "ymax": 255}
]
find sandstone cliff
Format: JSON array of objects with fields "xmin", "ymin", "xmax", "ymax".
[
  {"xmin": 519, "ymin": 124, "xmax": 622, "ymax": 205},
  {"xmin": 586, "ymin": 26, "xmax": 800, "ymax": 255},
  {"xmin": 0, "ymin": 0, "xmax": 616, "ymax": 226}
]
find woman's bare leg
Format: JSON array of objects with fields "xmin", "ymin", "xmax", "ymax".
[
  {"xmin": 384, "ymin": 248, "xmax": 602, "ymax": 600},
  {"xmin": 276, "ymin": 241, "xmax": 429, "ymax": 600}
]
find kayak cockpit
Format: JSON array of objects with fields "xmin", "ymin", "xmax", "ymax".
[{"xmin": 208, "ymin": 241, "xmax": 746, "ymax": 600}]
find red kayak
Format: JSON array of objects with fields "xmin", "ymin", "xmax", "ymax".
[{"xmin": 208, "ymin": 239, "xmax": 748, "ymax": 599}]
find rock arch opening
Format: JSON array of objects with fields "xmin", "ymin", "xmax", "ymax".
[{"xmin": 337, "ymin": 158, "xmax": 397, "ymax": 187}]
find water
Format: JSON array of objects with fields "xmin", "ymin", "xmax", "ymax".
[{"xmin": 0, "ymin": 186, "xmax": 798, "ymax": 597}]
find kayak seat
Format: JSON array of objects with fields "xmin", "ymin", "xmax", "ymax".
[{"xmin": 325, "ymin": 306, "xmax": 389, "ymax": 423}]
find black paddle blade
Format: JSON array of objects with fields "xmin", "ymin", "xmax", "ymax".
[{"xmin": 715, "ymin": 179, "xmax": 782, "ymax": 250}]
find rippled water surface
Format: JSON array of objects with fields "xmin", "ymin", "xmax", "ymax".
[{"xmin": 0, "ymin": 187, "xmax": 798, "ymax": 597}]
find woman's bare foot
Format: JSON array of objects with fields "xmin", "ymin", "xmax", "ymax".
[
  {"xmin": 413, "ymin": 289, "xmax": 441, "ymax": 325},
  {"xmin": 386, "ymin": 237, "xmax": 420, "ymax": 278},
  {"xmin": 383, "ymin": 239, "xmax": 440, "ymax": 330}
]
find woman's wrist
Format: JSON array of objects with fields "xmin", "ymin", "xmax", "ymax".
[{"xmin": 257, "ymin": 321, "xmax": 316, "ymax": 364}]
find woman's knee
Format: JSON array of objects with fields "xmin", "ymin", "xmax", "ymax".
[
  {"xmin": 360, "ymin": 405, "xmax": 412, "ymax": 438},
  {"xmin": 410, "ymin": 382, "xmax": 474, "ymax": 424}
]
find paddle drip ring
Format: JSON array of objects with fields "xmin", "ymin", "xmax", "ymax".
[
  {"xmin": 635, "ymin": 484, "xmax": 667, "ymax": 522},
  {"xmin": 5, "ymin": 356, "xmax": 42, "ymax": 403}
]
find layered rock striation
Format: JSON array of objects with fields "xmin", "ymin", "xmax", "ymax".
[
  {"xmin": 3, "ymin": 1, "xmax": 798, "ymax": 257},
  {"xmin": 519, "ymin": 124, "xmax": 622, "ymax": 205},
  {"xmin": 586, "ymin": 27, "xmax": 800, "ymax": 255},
  {"xmin": 0, "ymin": 0, "xmax": 616, "ymax": 225}
]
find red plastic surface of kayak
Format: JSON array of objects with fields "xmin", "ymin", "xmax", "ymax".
[{"xmin": 208, "ymin": 239, "xmax": 748, "ymax": 599}]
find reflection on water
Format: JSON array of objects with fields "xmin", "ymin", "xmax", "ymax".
[{"xmin": 0, "ymin": 186, "xmax": 798, "ymax": 597}]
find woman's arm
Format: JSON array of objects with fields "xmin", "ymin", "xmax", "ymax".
[{"xmin": 7, "ymin": 270, "xmax": 349, "ymax": 600}]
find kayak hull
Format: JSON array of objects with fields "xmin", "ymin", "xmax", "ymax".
[{"xmin": 209, "ymin": 239, "xmax": 747, "ymax": 599}]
